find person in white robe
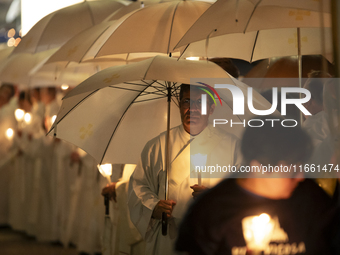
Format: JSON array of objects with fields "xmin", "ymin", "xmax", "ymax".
[
  {"xmin": 128, "ymin": 84, "xmax": 242, "ymax": 255},
  {"xmin": 102, "ymin": 164, "xmax": 145, "ymax": 255},
  {"xmin": 0, "ymin": 84, "xmax": 17, "ymax": 226},
  {"xmin": 302, "ymin": 71, "xmax": 337, "ymax": 196}
]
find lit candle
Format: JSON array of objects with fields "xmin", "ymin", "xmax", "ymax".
[
  {"xmin": 15, "ymin": 109, "xmax": 25, "ymax": 122},
  {"xmin": 5, "ymin": 128, "xmax": 14, "ymax": 140},
  {"xmin": 51, "ymin": 115, "xmax": 57, "ymax": 125},
  {"xmin": 191, "ymin": 153, "xmax": 207, "ymax": 186},
  {"xmin": 242, "ymin": 213, "xmax": 274, "ymax": 253},
  {"xmin": 61, "ymin": 84, "xmax": 69, "ymax": 90},
  {"xmin": 97, "ymin": 163, "xmax": 112, "ymax": 184},
  {"xmin": 24, "ymin": 113, "xmax": 32, "ymax": 124}
]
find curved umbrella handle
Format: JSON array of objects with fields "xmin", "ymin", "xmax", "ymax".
[{"xmin": 162, "ymin": 212, "xmax": 167, "ymax": 236}]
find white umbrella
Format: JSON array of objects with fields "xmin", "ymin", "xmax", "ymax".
[
  {"xmin": 0, "ymin": 49, "xmax": 58, "ymax": 86},
  {"xmin": 48, "ymin": 55, "xmax": 271, "ymax": 165},
  {"xmin": 0, "ymin": 49, "xmax": 114, "ymax": 87},
  {"xmin": 176, "ymin": 0, "xmax": 331, "ymax": 48},
  {"xmin": 44, "ymin": 20, "xmax": 180, "ymax": 67},
  {"xmin": 74, "ymin": 0, "xmax": 212, "ymax": 60},
  {"xmin": 179, "ymin": 27, "xmax": 333, "ymax": 63},
  {"xmin": 47, "ymin": 55, "xmax": 272, "ymax": 235},
  {"xmin": 12, "ymin": 0, "xmax": 127, "ymax": 54}
]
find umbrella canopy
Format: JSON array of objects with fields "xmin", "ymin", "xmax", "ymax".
[
  {"xmin": 45, "ymin": 20, "xmax": 180, "ymax": 67},
  {"xmin": 76, "ymin": 0, "xmax": 211, "ymax": 60},
  {"xmin": 0, "ymin": 48, "xmax": 58, "ymax": 86},
  {"xmin": 48, "ymin": 55, "xmax": 272, "ymax": 165},
  {"xmin": 176, "ymin": 0, "xmax": 331, "ymax": 48},
  {"xmin": 179, "ymin": 27, "xmax": 333, "ymax": 62},
  {"xmin": 0, "ymin": 49, "xmax": 114, "ymax": 87},
  {"xmin": 12, "ymin": 0, "xmax": 127, "ymax": 54}
]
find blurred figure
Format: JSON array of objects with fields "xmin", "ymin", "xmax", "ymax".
[
  {"xmin": 0, "ymin": 83, "xmax": 17, "ymax": 226},
  {"xmin": 302, "ymin": 71, "xmax": 337, "ymax": 195},
  {"xmin": 176, "ymin": 116, "xmax": 339, "ymax": 255},
  {"xmin": 30, "ymin": 88, "xmax": 45, "ymax": 121},
  {"xmin": 40, "ymin": 86, "xmax": 60, "ymax": 132},
  {"xmin": 101, "ymin": 164, "xmax": 146, "ymax": 255}
]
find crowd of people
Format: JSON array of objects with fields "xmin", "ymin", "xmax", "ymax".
[
  {"xmin": 0, "ymin": 84, "xmax": 113, "ymax": 254},
  {"xmin": 0, "ymin": 64, "xmax": 340, "ymax": 255}
]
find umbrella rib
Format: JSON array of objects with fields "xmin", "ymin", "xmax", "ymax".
[
  {"xmin": 250, "ymin": 31, "xmax": 259, "ymax": 63},
  {"xmin": 243, "ymin": 0, "xmax": 263, "ymax": 33},
  {"xmin": 167, "ymin": 2, "xmax": 180, "ymax": 54},
  {"xmin": 134, "ymin": 96, "xmax": 167, "ymax": 103},
  {"xmin": 85, "ymin": 1, "xmax": 96, "ymax": 26},
  {"xmin": 108, "ymin": 85, "xmax": 167, "ymax": 96},
  {"xmin": 79, "ymin": 24, "xmax": 112, "ymax": 62},
  {"xmin": 100, "ymin": 81, "xmax": 158, "ymax": 164},
  {"xmin": 47, "ymin": 89, "xmax": 99, "ymax": 136}
]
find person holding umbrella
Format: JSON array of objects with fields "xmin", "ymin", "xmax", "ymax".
[{"xmin": 128, "ymin": 84, "xmax": 242, "ymax": 255}]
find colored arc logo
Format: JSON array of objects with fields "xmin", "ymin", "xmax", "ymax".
[{"xmin": 197, "ymin": 82, "xmax": 223, "ymax": 106}]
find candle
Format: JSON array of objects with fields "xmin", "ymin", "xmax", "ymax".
[
  {"xmin": 242, "ymin": 213, "xmax": 274, "ymax": 253},
  {"xmin": 15, "ymin": 109, "xmax": 25, "ymax": 122},
  {"xmin": 24, "ymin": 113, "xmax": 32, "ymax": 124},
  {"xmin": 97, "ymin": 163, "xmax": 112, "ymax": 184},
  {"xmin": 5, "ymin": 128, "xmax": 14, "ymax": 140}
]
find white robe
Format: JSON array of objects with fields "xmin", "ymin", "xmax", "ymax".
[{"xmin": 128, "ymin": 124, "xmax": 242, "ymax": 255}]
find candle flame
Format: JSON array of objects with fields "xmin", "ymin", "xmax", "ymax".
[
  {"xmin": 15, "ymin": 109, "xmax": 25, "ymax": 122},
  {"xmin": 61, "ymin": 84, "xmax": 69, "ymax": 90},
  {"xmin": 24, "ymin": 113, "xmax": 32, "ymax": 124},
  {"xmin": 242, "ymin": 213, "xmax": 274, "ymax": 251},
  {"xmin": 51, "ymin": 115, "xmax": 57, "ymax": 125},
  {"xmin": 6, "ymin": 128, "xmax": 14, "ymax": 140},
  {"xmin": 186, "ymin": 57, "xmax": 200, "ymax": 61},
  {"xmin": 97, "ymin": 164, "xmax": 112, "ymax": 180}
]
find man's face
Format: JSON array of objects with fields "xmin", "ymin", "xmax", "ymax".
[{"xmin": 180, "ymin": 88, "xmax": 215, "ymax": 135}]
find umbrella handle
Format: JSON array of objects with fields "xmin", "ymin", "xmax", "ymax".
[
  {"xmin": 104, "ymin": 195, "xmax": 109, "ymax": 215},
  {"xmin": 162, "ymin": 212, "xmax": 167, "ymax": 236}
]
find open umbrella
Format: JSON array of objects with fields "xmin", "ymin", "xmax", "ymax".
[
  {"xmin": 0, "ymin": 49, "xmax": 114, "ymax": 87},
  {"xmin": 12, "ymin": 0, "xmax": 127, "ymax": 55},
  {"xmin": 69, "ymin": 0, "xmax": 212, "ymax": 60},
  {"xmin": 48, "ymin": 56, "xmax": 271, "ymax": 164},
  {"xmin": 175, "ymin": 0, "xmax": 331, "ymax": 87},
  {"xmin": 47, "ymin": 56, "xmax": 272, "ymax": 235},
  {"xmin": 176, "ymin": 0, "xmax": 331, "ymax": 48},
  {"xmin": 0, "ymin": 48, "xmax": 58, "ymax": 86},
  {"xmin": 44, "ymin": 20, "xmax": 180, "ymax": 68},
  {"xmin": 178, "ymin": 27, "xmax": 333, "ymax": 63}
]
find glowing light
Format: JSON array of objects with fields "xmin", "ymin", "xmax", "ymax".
[
  {"xmin": 7, "ymin": 38, "xmax": 15, "ymax": 47},
  {"xmin": 6, "ymin": 128, "xmax": 14, "ymax": 140},
  {"xmin": 242, "ymin": 213, "xmax": 274, "ymax": 252},
  {"xmin": 14, "ymin": 38, "xmax": 21, "ymax": 47},
  {"xmin": 7, "ymin": 28, "xmax": 16, "ymax": 38},
  {"xmin": 61, "ymin": 84, "xmax": 69, "ymax": 90},
  {"xmin": 24, "ymin": 113, "xmax": 32, "ymax": 124},
  {"xmin": 15, "ymin": 109, "xmax": 25, "ymax": 122},
  {"xmin": 186, "ymin": 57, "xmax": 200, "ymax": 61},
  {"xmin": 97, "ymin": 163, "xmax": 112, "ymax": 184},
  {"xmin": 51, "ymin": 115, "xmax": 57, "ymax": 125}
]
